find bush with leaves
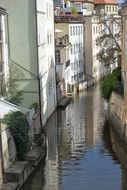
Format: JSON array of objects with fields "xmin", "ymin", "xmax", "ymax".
[
  {"xmin": 2, "ymin": 111, "xmax": 29, "ymax": 160},
  {"xmin": 4, "ymin": 65, "xmax": 23, "ymax": 105},
  {"xmin": 101, "ymin": 67, "xmax": 121, "ymax": 100},
  {"xmin": 112, "ymin": 66, "xmax": 121, "ymax": 81}
]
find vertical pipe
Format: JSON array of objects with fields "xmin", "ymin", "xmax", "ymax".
[
  {"xmin": 0, "ymin": 124, "xmax": 5, "ymax": 183},
  {"xmin": 35, "ymin": 0, "xmax": 42, "ymax": 127}
]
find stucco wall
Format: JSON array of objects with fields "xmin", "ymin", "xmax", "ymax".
[{"xmin": 0, "ymin": 0, "xmax": 39, "ymax": 107}]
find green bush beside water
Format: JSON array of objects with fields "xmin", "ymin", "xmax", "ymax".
[
  {"xmin": 101, "ymin": 66, "xmax": 121, "ymax": 100},
  {"xmin": 1, "ymin": 111, "xmax": 29, "ymax": 160}
]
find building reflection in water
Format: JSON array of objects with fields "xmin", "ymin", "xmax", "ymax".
[{"xmin": 22, "ymin": 84, "xmax": 123, "ymax": 190}]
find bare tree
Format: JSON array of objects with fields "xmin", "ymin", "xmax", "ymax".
[{"xmin": 96, "ymin": 15, "xmax": 122, "ymax": 70}]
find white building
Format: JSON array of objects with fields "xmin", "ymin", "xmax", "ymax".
[
  {"xmin": 0, "ymin": 0, "xmax": 57, "ymax": 125},
  {"xmin": 37, "ymin": 0, "xmax": 57, "ymax": 124},
  {"xmin": 84, "ymin": 16, "xmax": 104, "ymax": 81},
  {"xmin": 62, "ymin": 0, "xmax": 94, "ymax": 16},
  {"xmin": 55, "ymin": 17, "xmax": 85, "ymax": 93}
]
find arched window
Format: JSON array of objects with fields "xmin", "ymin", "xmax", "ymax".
[{"xmin": 55, "ymin": 50, "xmax": 61, "ymax": 64}]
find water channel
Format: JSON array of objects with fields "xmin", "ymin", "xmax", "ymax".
[{"xmin": 22, "ymin": 84, "xmax": 127, "ymax": 190}]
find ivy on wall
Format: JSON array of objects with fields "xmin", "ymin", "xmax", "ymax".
[{"xmin": 1, "ymin": 111, "xmax": 29, "ymax": 160}]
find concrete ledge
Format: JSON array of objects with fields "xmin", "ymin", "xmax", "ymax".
[
  {"xmin": 57, "ymin": 97, "xmax": 72, "ymax": 109},
  {"xmin": 1, "ymin": 183, "xmax": 19, "ymax": 190},
  {"xmin": 5, "ymin": 161, "xmax": 33, "ymax": 187},
  {"xmin": 25, "ymin": 146, "xmax": 45, "ymax": 167}
]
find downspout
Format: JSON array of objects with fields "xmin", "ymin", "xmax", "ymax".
[
  {"xmin": 35, "ymin": 0, "xmax": 42, "ymax": 127},
  {"xmin": 0, "ymin": 124, "xmax": 5, "ymax": 183},
  {"xmin": 53, "ymin": 0, "xmax": 57, "ymax": 106}
]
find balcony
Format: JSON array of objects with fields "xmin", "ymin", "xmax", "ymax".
[
  {"xmin": 55, "ymin": 35, "xmax": 70, "ymax": 47},
  {"xmin": 55, "ymin": 14, "xmax": 84, "ymax": 23}
]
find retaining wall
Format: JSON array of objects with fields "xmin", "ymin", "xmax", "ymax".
[{"xmin": 108, "ymin": 92, "xmax": 127, "ymax": 142}]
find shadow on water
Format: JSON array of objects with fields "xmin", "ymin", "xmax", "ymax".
[
  {"xmin": 102, "ymin": 119, "xmax": 120, "ymax": 162},
  {"xmin": 109, "ymin": 125, "xmax": 127, "ymax": 190}
]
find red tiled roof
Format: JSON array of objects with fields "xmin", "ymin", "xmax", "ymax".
[{"xmin": 94, "ymin": 0, "xmax": 117, "ymax": 5}]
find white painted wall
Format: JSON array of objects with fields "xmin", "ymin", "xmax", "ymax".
[
  {"xmin": 92, "ymin": 16, "xmax": 104, "ymax": 80},
  {"xmin": 37, "ymin": 0, "xmax": 57, "ymax": 125},
  {"xmin": 68, "ymin": 23, "xmax": 84, "ymax": 86}
]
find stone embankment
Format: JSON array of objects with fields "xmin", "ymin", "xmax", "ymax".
[
  {"xmin": 108, "ymin": 91, "xmax": 127, "ymax": 142},
  {"xmin": 0, "ymin": 130, "xmax": 46, "ymax": 190}
]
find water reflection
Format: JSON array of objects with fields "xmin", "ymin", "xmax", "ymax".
[
  {"xmin": 22, "ymin": 84, "xmax": 123, "ymax": 190},
  {"xmin": 110, "ymin": 126, "xmax": 127, "ymax": 190}
]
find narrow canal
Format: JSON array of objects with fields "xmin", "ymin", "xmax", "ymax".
[{"xmin": 22, "ymin": 84, "xmax": 126, "ymax": 190}]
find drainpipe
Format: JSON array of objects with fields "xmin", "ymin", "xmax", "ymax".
[
  {"xmin": 0, "ymin": 124, "xmax": 5, "ymax": 183},
  {"xmin": 35, "ymin": 0, "xmax": 42, "ymax": 127}
]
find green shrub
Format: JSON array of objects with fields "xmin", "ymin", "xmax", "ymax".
[
  {"xmin": 101, "ymin": 66, "xmax": 121, "ymax": 100},
  {"xmin": 101, "ymin": 74, "xmax": 120, "ymax": 100},
  {"xmin": 71, "ymin": 7, "xmax": 77, "ymax": 15},
  {"xmin": 112, "ymin": 66, "xmax": 121, "ymax": 81},
  {"xmin": 2, "ymin": 111, "xmax": 29, "ymax": 160}
]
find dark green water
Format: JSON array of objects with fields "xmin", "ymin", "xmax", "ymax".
[{"xmin": 22, "ymin": 84, "xmax": 125, "ymax": 190}]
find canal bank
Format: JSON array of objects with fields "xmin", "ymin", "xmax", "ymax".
[
  {"xmin": 21, "ymin": 84, "xmax": 124, "ymax": 190},
  {"xmin": 108, "ymin": 91, "xmax": 127, "ymax": 143}
]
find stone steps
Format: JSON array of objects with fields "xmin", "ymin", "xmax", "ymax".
[
  {"xmin": 5, "ymin": 161, "xmax": 33, "ymax": 188},
  {"xmin": 1, "ymin": 182, "xmax": 19, "ymax": 190}
]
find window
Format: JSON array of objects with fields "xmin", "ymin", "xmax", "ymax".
[
  {"xmin": 96, "ymin": 26, "xmax": 97, "ymax": 34},
  {"xmin": 74, "ymin": 62, "xmax": 76, "ymax": 70},
  {"xmin": 78, "ymin": 26, "xmax": 80, "ymax": 35},
  {"xmin": 76, "ymin": 26, "xmax": 78, "ymax": 35},
  {"xmin": 70, "ymin": 26, "xmax": 72, "ymax": 36},
  {"xmin": 81, "ymin": 26, "xmax": 83, "ymax": 35},
  {"xmin": 74, "ymin": 44, "xmax": 75, "ymax": 53},
  {"xmin": 71, "ymin": 63, "xmax": 73, "ymax": 70},
  {"xmin": 55, "ymin": 50, "xmax": 61, "ymax": 64},
  {"xmin": 47, "ymin": 33, "xmax": 49, "ymax": 44},
  {"xmin": 106, "ymin": 6, "xmax": 108, "ymax": 12},
  {"xmin": 76, "ymin": 44, "xmax": 78, "ymax": 52},
  {"xmin": 79, "ymin": 60, "xmax": 81, "ymax": 68},
  {"xmin": 73, "ymin": 26, "xmax": 75, "ymax": 35},
  {"xmin": 93, "ymin": 26, "xmax": 95, "ymax": 34},
  {"xmin": 76, "ymin": 61, "xmax": 78, "ymax": 69}
]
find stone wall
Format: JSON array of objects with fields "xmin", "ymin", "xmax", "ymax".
[
  {"xmin": 109, "ymin": 91, "xmax": 126, "ymax": 124},
  {"xmin": 109, "ymin": 91, "xmax": 127, "ymax": 141}
]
